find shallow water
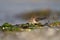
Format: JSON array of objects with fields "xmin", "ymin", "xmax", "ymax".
[{"xmin": 0, "ymin": 27, "xmax": 60, "ymax": 40}]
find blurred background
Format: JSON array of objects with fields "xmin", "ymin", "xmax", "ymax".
[{"xmin": 0, "ymin": 0, "xmax": 60, "ymax": 25}]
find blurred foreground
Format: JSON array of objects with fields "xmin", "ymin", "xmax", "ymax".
[{"xmin": 0, "ymin": 27, "xmax": 60, "ymax": 40}]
